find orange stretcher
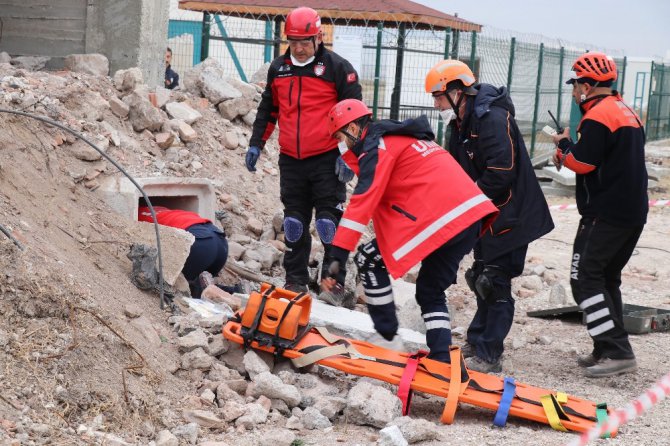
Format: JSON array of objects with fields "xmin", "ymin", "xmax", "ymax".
[{"xmin": 222, "ymin": 284, "xmax": 613, "ymax": 435}]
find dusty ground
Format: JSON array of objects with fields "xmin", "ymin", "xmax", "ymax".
[{"xmin": 0, "ymin": 63, "xmax": 669, "ymax": 446}]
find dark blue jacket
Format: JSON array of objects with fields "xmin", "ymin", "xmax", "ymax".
[
  {"xmin": 165, "ymin": 65, "xmax": 179, "ymax": 90},
  {"xmin": 448, "ymin": 84, "xmax": 554, "ymax": 262}
]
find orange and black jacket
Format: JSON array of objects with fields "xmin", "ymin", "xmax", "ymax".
[
  {"xmin": 558, "ymin": 93, "xmax": 648, "ymax": 226},
  {"xmin": 250, "ymin": 43, "xmax": 362, "ymax": 159},
  {"xmin": 449, "ymin": 84, "xmax": 554, "ymax": 262}
]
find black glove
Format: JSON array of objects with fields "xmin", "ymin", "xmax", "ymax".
[{"xmin": 325, "ymin": 245, "xmax": 350, "ymax": 283}]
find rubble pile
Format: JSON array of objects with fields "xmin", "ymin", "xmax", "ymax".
[{"xmin": 1, "ymin": 50, "xmax": 670, "ymax": 445}]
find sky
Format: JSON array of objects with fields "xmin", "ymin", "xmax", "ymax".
[{"xmin": 415, "ymin": 0, "xmax": 670, "ymax": 59}]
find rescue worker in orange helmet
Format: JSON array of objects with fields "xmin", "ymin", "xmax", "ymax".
[
  {"xmin": 551, "ymin": 52, "xmax": 647, "ymax": 378},
  {"xmin": 245, "ymin": 7, "xmax": 362, "ymax": 296},
  {"xmin": 426, "ymin": 60, "xmax": 554, "ymax": 373},
  {"xmin": 321, "ymin": 99, "xmax": 498, "ymax": 362}
]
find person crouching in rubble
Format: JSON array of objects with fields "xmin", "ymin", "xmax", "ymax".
[
  {"xmin": 320, "ymin": 99, "xmax": 498, "ymax": 362},
  {"xmin": 137, "ymin": 204, "xmax": 236, "ymax": 298}
]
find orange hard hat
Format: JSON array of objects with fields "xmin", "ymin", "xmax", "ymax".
[
  {"xmin": 328, "ymin": 99, "xmax": 372, "ymax": 137},
  {"xmin": 425, "ymin": 59, "xmax": 476, "ymax": 94},
  {"xmin": 566, "ymin": 52, "xmax": 617, "ymax": 84},
  {"xmin": 285, "ymin": 7, "xmax": 321, "ymax": 38}
]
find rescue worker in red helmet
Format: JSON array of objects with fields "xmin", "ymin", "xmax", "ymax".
[
  {"xmin": 245, "ymin": 7, "xmax": 362, "ymax": 296},
  {"xmin": 321, "ymin": 99, "xmax": 498, "ymax": 362},
  {"xmin": 551, "ymin": 52, "xmax": 647, "ymax": 378},
  {"xmin": 426, "ymin": 60, "xmax": 554, "ymax": 373}
]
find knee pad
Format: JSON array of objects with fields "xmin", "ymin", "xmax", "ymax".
[
  {"xmin": 283, "ymin": 216, "xmax": 304, "ymax": 244},
  {"xmin": 464, "ymin": 260, "xmax": 484, "ymax": 293},
  {"xmin": 475, "ymin": 267, "xmax": 512, "ymax": 304},
  {"xmin": 315, "ymin": 212, "xmax": 337, "ymax": 244}
]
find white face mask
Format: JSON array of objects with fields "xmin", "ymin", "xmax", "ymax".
[
  {"xmin": 290, "ymin": 54, "xmax": 315, "ymax": 67},
  {"xmin": 439, "ymin": 108, "xmax": 456, "ymax": 124},
  {"xmin": 337, "ymin": 140, "xmax": 349, "ymax": 154}
]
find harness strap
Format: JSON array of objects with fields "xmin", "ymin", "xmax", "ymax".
[
  {"xmin": 242, "ymin": 285, "xmax": 275, "ymax": 348},
  {"xmin": 493, "ymin": 377, "xmax": 516, "ymax": 427},
  {"xmin": 271, "ymin": 291, "xmax": 306, "ymax": 356},
  {"xmin": 398, "ymin": 350, "xmax": 429, "ymax": 416},
  {"xmin": 540, "ymin": 392, "xmax": 570, "ymax": 432},
  {"xmin": 441, "ymin": 346, "xmax": 465, "ymax": 424}
]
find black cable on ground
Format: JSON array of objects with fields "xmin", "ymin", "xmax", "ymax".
[
  {"xmin": 0, "ymin": 107, "xmax": 173, "ymax": 311},
  {"xmin": 0, "ymin": 222, "xmax": 24, "ymax": 250}
]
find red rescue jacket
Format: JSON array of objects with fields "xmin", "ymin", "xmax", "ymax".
[
  {"xmin": 333, "ymin": 117, "xmax": 498, "ymax": 278},
  {"xmin": 138, "ymin": 206, "xmax": 209, "ymax": 230},
  {"xmin": 250, "ymin": 44, "xmax": 362, "ymax": 159}
]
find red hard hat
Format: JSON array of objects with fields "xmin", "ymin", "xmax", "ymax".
[
  {"xmin": 285, "ymin": 7, "xmax": 321, "ymax": 38},
  {"xmin": 566, "ymin": 52, "xmax": 617, "ymax": 84},
  {"xmin": 328, "ymin": 99, "xmax": 372, "ymax": 137}
]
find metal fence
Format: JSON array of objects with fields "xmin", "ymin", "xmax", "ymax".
[
  {"xmin": 168, "ymin": 7, "xmax": 670, "ymax": 160},
  {"xmin": 647, "ymin": 62, "xmax": 670, "ymax": 140}
]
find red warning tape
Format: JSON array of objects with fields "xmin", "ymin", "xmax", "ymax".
[{"xmin": 565, "ymin": 371, "xmax": 670, "ymax": 446}]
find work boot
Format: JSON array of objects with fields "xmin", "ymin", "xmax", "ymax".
[
  {"xmin": 283, "ymin": 282, "xmax": 309, "ymax": 294},
  {"xmin": 199, "ymin": 271, "xmax": 216, "ymax": 289},
  {"xmin": 365, "ymin": 332, "xmax": 405, "ymax": 352},
  {"xmin": 466, "ymin": 356, "xmax": 502, "ymax": 374},
  {"xmin": 460, "ymin": 342, "xmax": 477, "ymax": 359},
  {"xmin": 577, "ymin": 353, "xmax": 600, "ymax": 368},
  {"xmin": 317, "ymin": 283, "xmax": 355, "ymax": 309},
  {"xmin": 585, "ymin": 358, "xmax": 637, "ymax": 378}
]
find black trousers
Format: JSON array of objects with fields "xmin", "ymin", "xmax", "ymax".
[
  {"xmin": 278, "ymin": 149, "xmax": 346, "ymax": 285},
  {"xmin": 571, "ymin": 217, "xmax": 643, "ymax": 360},
  {"xmin": 358, "ymin": 223, "xmax": 479, "ymax": 362},
  {"xmin": 466, "ymin": 243, "xmax": 527, "ymax": 362},
  {"xmin": 182, "ymin": 223, "xmax": 228, "ymax": 298}
]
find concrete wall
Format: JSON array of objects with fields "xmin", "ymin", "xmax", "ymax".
[
  {"xmin": 0, "ymin": 0, "xmax": 87, "ymax": 64},
  {"xmin": 85, "ymin": 0, "xmax": 169, "ymax": 87},
  {"xmin": 0, "ymin": 0, "xmax": 169, "ymax": 86}
]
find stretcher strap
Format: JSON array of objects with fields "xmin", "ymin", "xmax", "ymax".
[
  {"xmin": 314, "ymin": 326, "xmax": 341, "ymax": 344},
  {"xmin": 398, "ymin": 350, "xmax": 429, "ymax": 416},
  {"xmin": 492, "ymin": 377, "xmax": 516, "ymax": 427},
  {"xmin": 291, "ymin": 344, "xmax": 349, "ymax": 368},
  {"xmin": 291, "ymin": 326, "xmax": 375, "ymax": 368},
  {"xmin": 441, "ymin": 346, "xmax": 464, "ymax": 424},
  {"xmin": 540, "ymin": 392, "xmax": 570, "ymax": 432},
  {"xmin": 596, "ymin": 403, "xmax": 610, "ymax": 439}
]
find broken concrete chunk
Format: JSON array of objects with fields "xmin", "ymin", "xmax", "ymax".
[{"xmin": 64, "ymin": 53, "xmax": 109, "ymax": 76}]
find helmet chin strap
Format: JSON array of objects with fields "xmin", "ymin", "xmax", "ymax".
[
  {"xmin": 445, "ymin": 90, "xmax": 465, "ymax": 126},
  {"xmin": 580, "ymin": 81, "xmax": 600, "ymax": 103},
  {"xmin": 341, "ymin": 123, "xmax": 366, "ymax": 146}
]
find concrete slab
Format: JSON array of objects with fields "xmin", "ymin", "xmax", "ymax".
[
  {"xmin": 541, "ymin": 182, "xmax": 576, "ymax": 198},
  {"xmin": 541, "ymin": 165, "xmax": 576, "ymax": 186},
  {"xmin": 646, "ymin": 163, "xmax": 670, "ymax": 181},
  {"xmin": 98, "ymin": 176, "xmax": 216, "ymax": 221},
  {"xmin": 236, "ymin": 292, "xmax": 428, "ymax": 352},
  {"xmin": 128, "ymin": 221, "xmax": 194, "ymax": 285}
]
